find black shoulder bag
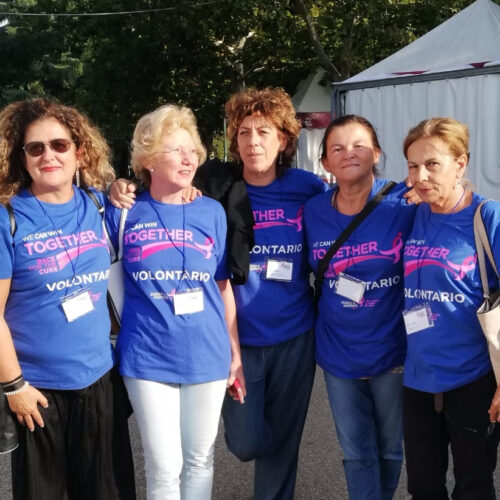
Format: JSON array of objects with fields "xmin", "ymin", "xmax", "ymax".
[{"xmin": 314, "ymin": 181, "xmax": 397, "ymax": 308}]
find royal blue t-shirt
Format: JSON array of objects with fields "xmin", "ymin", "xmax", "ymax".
[
  {"xmin": 106, "ymin": 192, "xmax": 231, "ymax": 384},
  {"xmin": 403, "ymin": 194, "xmax": 500, "ymax": 393},
  {"xmin": 0, "ymin": 188, "xmax": 114, "ymax": 390},
  {"xmin": 304, "ymin": 179, "xmax": 416, "ymax": 378},
  {"xmin": 233, "ymin": 168, "xmax": 327, "ymax": 346}
]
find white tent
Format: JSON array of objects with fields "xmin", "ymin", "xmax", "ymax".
[
  {"xmin": 292, "ymin": 69, "xmax": 332, "ymax": 179},
  {"xmin": 332, "ymin": 0, "xmax": 500, "ymax": 200}
]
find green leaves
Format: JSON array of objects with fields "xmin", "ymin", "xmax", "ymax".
[{"xmin": 0, "ymin": 0, "xmax": 489, "ymax": 174}]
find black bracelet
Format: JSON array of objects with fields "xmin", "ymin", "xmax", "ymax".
[
  {"xmin": 0, "ymin": 374, "xmax": 23, "ymax": 387},
  {"xmin": 1, "ymin": 375, "xmax": 25, "ymax": 394}
]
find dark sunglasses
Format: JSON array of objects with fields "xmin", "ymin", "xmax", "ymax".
[{"xmin": 23, "ymin": 139, "xmax": 74, "ymax": 157}]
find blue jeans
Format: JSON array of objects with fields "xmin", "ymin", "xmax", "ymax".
[
  {"xmin": 222, "ymin": 329, "xmax": 315, "ymax": 500},
  {"xmin": 324, "ymin": 369, "xmax": 404, "ymax": 500}
]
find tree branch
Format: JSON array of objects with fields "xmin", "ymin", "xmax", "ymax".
[{"xmin": 293, "ymin": 0, "xmax": 341, "ymax": 81}]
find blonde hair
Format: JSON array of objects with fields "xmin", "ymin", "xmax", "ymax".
[
  {"xmin": 0, "ymin": 98, "xmax": 115, "ymax": 205},
  {"xmin": 403, "ymin": 117, "xmax": 469, "ymax": 161},
  {"xmin": 131, "ymin": 104, "xmax": 207, "ymax": 188},
  {"xmin": 225, "ymin": 87, "xmax": 301, "ymax": 176}
]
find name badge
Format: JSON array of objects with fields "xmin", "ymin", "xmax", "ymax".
[
  {"xmin": 403, "ymin": 303, "xmax": 434, "ymax": 334},
  {"xmin": 61, "ymin": 288, "xmax": 94, "ymax": 322},
  {"xmin": 335, "ymin": 273, "xmax": 366, "ymax": 304},
  {"xmin": 173, "ymin": 288, "xmax": 204, "ymax": 316},
  {"xmin": 264, "ymin": 259, "xmax": 293, "ymax": 282}
]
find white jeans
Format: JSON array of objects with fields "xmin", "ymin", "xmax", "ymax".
[{"xmin": 124, "ymin": 377, "xmax": 227, "ymax": 500}]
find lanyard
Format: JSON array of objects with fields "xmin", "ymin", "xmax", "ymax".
[
  {"xmin": 32, "ymin": 189, "xmax": 81, "ymax": 293},
  {"xmin": 148, "ymin": 197, "xmax": 187, "ymax": 292}
]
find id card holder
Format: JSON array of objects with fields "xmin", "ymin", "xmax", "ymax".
[
  {"xmin": 335, "ymin": 273, "xmax": 366, "ymax": 304},
  {"xmin": 263, "ymin": 259, "xmax": 293, "ymax": 282},
  {"xmin": 173, "ymin": 287, "xmax": 204, "ymax": 316},
  {"xmin": 61, "ymin": 288, "xmax": 94, "ymax": 322},
  {"xmin": 403, "ymin": 303, "xmax": 434, "ymax": 335}
]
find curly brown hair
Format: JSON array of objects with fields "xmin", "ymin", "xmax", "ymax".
[
  {"xmin": 0, "ymin": 98, "xmax": 115, "ymax": 204},
  {"xmin": 225, "ymin": 87, "xmax": 301, "ymax": 176}
]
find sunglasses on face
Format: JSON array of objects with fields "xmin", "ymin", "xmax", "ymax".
[{"xmin": 23, "ymin": 139, "xmax": 74, "ymax": 157}]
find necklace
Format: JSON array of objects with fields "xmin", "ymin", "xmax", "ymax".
[{"xmin": 443, "ymin": 187, "xmax": 466, "ymax": 214}]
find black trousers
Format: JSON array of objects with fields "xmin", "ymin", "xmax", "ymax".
[
  {"xmin": 11, "ymin": 368, "xmax": 136, "ymax": 500},
  {"xmin": 403, "ymin": 371, "xmax": 500, "ymax": 500}
]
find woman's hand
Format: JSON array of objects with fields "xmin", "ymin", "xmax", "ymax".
[
  {"xmin": 403, "ymin": 177, "xmax": 422, "ymax": 205},
  {"xmin": 182, "ymin": 185, "xmax": 202, "ymax": 202},
  {"xmin": 7, "ymin": 385, "xmax": 48, "ymax": 431},
  {"xmin": 227, "ymin": 356, "xmax": 246, "ymax": 403},
  {"xmin": 109, "ymin": 179, "xmax": 137, "ymax": 209},
  {"xmin": 488, "ymin": 384, "xmax": 500, "ymax": 422}
]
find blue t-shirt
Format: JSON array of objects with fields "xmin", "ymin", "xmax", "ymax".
[
  {"xmin": 106, "ymin": 192, "xmax": 231, "ymax": 384},
  {"xmin": 403, "ymin": 194, "xmax": 500, "ymax": 393},
  {"xmin": 304, "ymin": 179, "xmax": 416, "ymax": 378},
  {"xmin": 0, "ymin": 188, "xmax": 114, "ymax": 390},
  {"xmin": 233, "ymin": 168, "xmax": 327, "ymax": 346}
]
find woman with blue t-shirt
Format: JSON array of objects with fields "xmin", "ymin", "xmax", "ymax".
[
  {"xmin": 402, "ymin": 117, "xmax": 500, "ymax": 499},
  {"xmin": 0, "ymin": 99, "xmax": 135, "ymax": 500},
  {"xmin": 106, "ymin": 104, "xmax": 244, "ymax": 500},
  {"xmin": 304, "ymin": 115, "xmax": 417, "ymax": 500},
  {"xmin": 109, "ymin": 88, "xmax": 326, "ymax": 500},
  {"xmin": 219, "ymin": 87, "xmax": 327, "ymax": 500}
]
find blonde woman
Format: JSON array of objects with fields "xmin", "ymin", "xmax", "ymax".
[{"xmin": 106, "ymin": 104, "xmax": 244, "ymax": 500}]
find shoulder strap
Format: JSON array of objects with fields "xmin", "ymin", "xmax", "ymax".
[
  {"xmin": 81, "ymin": 187, "xmax": 128, "ymax": 262},
  {"xmin": 83, "ymin": 188, "xmax": 105, "ymax": 218},
  {"xmin": 115, "ymin": 208, "xmax": 128, "ymax": 261},
  {"xmin": 5, "ymin": 203, "xmax": 16, "ymax": 238},
  {"xmin": 474, "ymin": 200, "xmax": 499, "ymax": 298},
  {"xmin": 314, "ymin": 181, "xmax": 397, "ymax": 305}
]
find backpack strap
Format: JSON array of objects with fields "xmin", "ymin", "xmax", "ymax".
[{"xmin": 5, "ymin": 203, "xmax": 16, "ymax": 239}]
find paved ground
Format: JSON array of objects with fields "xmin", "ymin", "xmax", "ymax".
[{"xmin": 1, "ymin": 372, "xmax": 498, "ymax": 499}]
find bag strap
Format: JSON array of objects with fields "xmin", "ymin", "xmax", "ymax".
[
  {"xmin": 6, "ymin": 203, "xmax": 16, "ymax": 238},
  {"xmin": 314, "ymin": 181, "xmax": 397, "ymax": 305},
  {"xmin": 473, "ymin": 200, "xmax": 499, "ymax": 299},
  {"xmin": 83, "ymin": 188, "xmax": 127, "ymax": 262}
]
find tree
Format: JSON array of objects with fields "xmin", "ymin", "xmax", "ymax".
[{"xmin": 0, "ymin": 0, "xmax": 491, "ymax": 171}]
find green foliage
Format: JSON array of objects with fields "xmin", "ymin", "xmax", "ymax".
[{"xmin": 0, "ymin": 0, "xmax": 494, "ymax": 173}]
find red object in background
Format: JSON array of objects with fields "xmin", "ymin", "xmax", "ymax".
[{"xmin": 296, "ymin": 112, "xmax": 331, "ymax": 129}]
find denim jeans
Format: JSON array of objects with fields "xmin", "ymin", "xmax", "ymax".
[
  {"xmin": 124, "ymin": 377, "xmax": 227, "ymax": 500},
  {"xmin": 324, "ymin": 369, "xmax": 404, "ymax": 500},
  {"xmin": 222, "ymin": 329, "xmax": 315, "ymax": 500}
]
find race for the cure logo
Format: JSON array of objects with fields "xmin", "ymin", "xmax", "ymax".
[
  {"xmin": 253, "ymin": 206, "xmax": 303, "ymax": 232},
  {"xmin": 313, "ymin": 233, "xmax": 404, "ymax": 278},
  {"xmin": 404, "ymin": 244, "xmax": 476, "ymax": 280},
  {"xmin": 25, "ymin": 230, "xmax": 108, "ymax": 274},
  {"xmin": 123, "ymin": 225, "xmax": 215, "ymax": 262}
]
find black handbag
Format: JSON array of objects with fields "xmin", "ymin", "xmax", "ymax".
[{"xmin": 0, "ymin": 388, "xmax": 18, "ymax": 454}]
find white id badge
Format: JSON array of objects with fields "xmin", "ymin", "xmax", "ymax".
[
  {"xmin": 61, "ymin": 288, "xmax": 94, "ymax": 322},
  {"xmin": 173, "ymin": 288, "xmax": 204, "ymax": 316},
  {"xmin": 264, "ymin": 259, "xmax": 293, "ymax": 282},
  {"xmin": 335, "ymin": 273, "xmax": 366, "ymax": 304},
  {"xmin": 403, "ymin": 303, "xmax": 434, "ymax": 335}
]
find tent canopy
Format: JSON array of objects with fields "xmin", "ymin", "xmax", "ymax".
[
  {"xmin": 293, "ymin": 68, "xmax": 331, "ymax": 112},
  {"xmin": 293, "ymin": 69, "xmax": 332, "ymax": 178},
  {"xmin": 347, "ymin": 0, "xmax": 500, "ymax": 84},
  {"xmin": 333, "ymin": 0, "xmax": 500, "ymax": 200}
]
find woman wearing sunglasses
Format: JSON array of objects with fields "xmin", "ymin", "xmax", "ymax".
[{"xmin": 0, "ymin": 98, "xmax": 136, "ymax": 500}]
